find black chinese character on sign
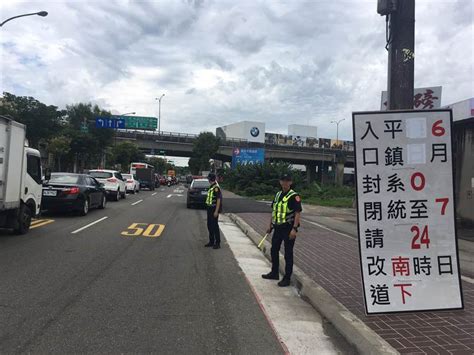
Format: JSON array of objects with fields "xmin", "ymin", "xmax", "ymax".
[
  {"xmin": 363, "ymin": 148, "xmax": 379, "ymax": 166},
  {"xmin": 385, "ymin": 147, "xmax": 404, "ymax": 166},
  {"xmin": 364, "ymin": 202, "xmax": 382, "ymax": 221},
  {"xmin": 387, "ymin": 173, "xmax": 405, "ymax": 193},
  {"xmin": 413, "ymin": 256, "xmax": 432, "ymax": 276},
  {"xmin": 392, "ymin": 256, "xmax": 410, "ymax": 276},
  {"xmin": 365, "ymin": 228, "xmax": 384, "ymax": 248},
  {"xmin": 367, "ymin": 256, "xmax": 387, "ymax": 276},
  {"xmin": 361, "ymin": 121, "xmax": 379, "ymax": 140},
  {"xmin": 370, "ymin": 284, "xmax": 390, "ymax": 305},
  {"xmin": 438, "ymin": 256, "xmax": 454, "ymax": 275},
  {"xmin": 362, "ymin": 174, "xmax": 381, "ymax": 194},
  {"xmin": 410, "ymin": 200, "xmax": 428, "ymax": 219},
  {"xmin": 387, "ymin": 199, "xmax": 407, "ymax": 219},
  {"xmin": 384, "ymin": 120, "xmax": 403, "ymax": 139},
  {"xmin": 430, "ymin": 143, "xmax": 447, "ymax": 163}
]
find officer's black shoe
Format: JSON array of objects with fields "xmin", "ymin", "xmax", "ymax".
[
  {"xmin": 213, "ymin": 244, "xmax": 220, "ymax": 249},
  {"xmin": 278, "ymin": 278, "xmax": 291, "ymax": 287},
  {"xmin": 204, "ymin": 242, "xmax": 214, "ymax": 247},
  {"xmin": 261, "ymin": 272, "xmax": 279, "ymax": 280}
]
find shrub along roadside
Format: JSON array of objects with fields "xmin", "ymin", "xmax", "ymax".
[{"xmin": 222, "ymin": 162, "xmax": 355, "ymax": 208}]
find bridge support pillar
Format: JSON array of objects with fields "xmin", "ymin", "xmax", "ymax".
[
  {"xmin": 335, "ymin": 162, "xmax": 345, "ymax": 186},
  {"xmin": 306, "ymin": 163, "xmax": 317, "ymax": 184}
]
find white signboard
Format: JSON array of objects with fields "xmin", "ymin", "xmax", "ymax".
[
  {"xmin": 381, "ymin": 86, "xmax": 442, "ymax": 111},
  {"xmin": 353, "ymin": 109, "xmax": 463, "ymax": 314}
]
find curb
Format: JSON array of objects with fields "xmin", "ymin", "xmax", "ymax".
[{"xmin": 226, "ymin": 213, "xmax": 398, "ymax": 355}]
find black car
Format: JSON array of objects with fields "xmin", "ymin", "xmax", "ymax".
[
  {"xmin": 186, "ymin": 179, "xmax": 210, "ymax": 208},
  {"xmin": 42, "ymin": 173, "xmax": 107, "ymax": 216}
]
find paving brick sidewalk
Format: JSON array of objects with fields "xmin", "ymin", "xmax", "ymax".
[{"xmin": 238, "ymin": 212, "xmax": 474, "ymax": 354}]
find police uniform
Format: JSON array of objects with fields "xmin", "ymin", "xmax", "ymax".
[
  {"xmin": 263, "ymin": 185, "xmax": 302, "ymax": 285},
  {"xmin": 205, "ymin": 176, "xmax": 222, "ymax": 249}
]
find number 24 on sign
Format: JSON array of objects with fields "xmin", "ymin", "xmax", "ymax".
[{"xmin": 121, "ymin": 223, "xmax": 165, "ymax": 238}]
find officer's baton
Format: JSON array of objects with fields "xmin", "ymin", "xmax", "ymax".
[{"xmin": 257, "ymin": 233, "xmax": 269, "ymax": 250}]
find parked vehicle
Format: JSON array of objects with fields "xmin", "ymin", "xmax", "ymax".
[
  {"xmin": 122, "ymin": 174, "xmax": 140, "ymax": 194},
  {"xmin": 42, "ymin": 173, "xmax": 106, "ymax": 215},
  {"xmin": 89, "ymin": 169, "xmax": 127, "ymax": 201},
  {"xmin": 136, "ymin": 167, "xmax": 155, "ymax": 190},
  {"xmin": 186, "ymin": 179, "xmax": 210, "ymax": 208},
  {"xmin": 0, "ymin": 116, "xmax": 46, "ymax": 234}
]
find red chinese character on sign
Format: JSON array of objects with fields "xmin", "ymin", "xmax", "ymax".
[
  {"xmin": 392, "ymin": 256, "xmax": 410, "ymax": 276},
  {"xmin": 394, "ymin": 283, "xmax": 413, "ymax": 304},
  {"xmin": 414, "ymin": 89, "xmax": 438, "ymax": 109}
]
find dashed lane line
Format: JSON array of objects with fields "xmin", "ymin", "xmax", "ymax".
[
  {"xmin": 152, "ymin": 192, "xmax": 157, "ymax": 196},
  {"xmin": 131, "ymin": 199, "xmax": 143, "ymax": 206},
  {"xmin": 71, "ymin": 216, "xmax": 108, "ymax": 234}
]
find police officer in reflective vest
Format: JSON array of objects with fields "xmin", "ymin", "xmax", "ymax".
[
  {"xmin": 205, "ymin": 173, "xmax": 222, "ymax": 249},
  {"xmin": 262, "ymin": 173, "xmax": 302, "ymax": 287}
]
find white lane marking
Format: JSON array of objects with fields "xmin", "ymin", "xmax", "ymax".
[
  {"xmin": 167, "ymin": 194, "xmax": 172, "ymax": 198},
  {"xmin": 302, "ymin": 218, "xmax": 356, "ymax": 241},
  {"xmin": 131, "ymin": 199, "xmax": 143, "ymax": 206},
  {"xmin": 461, "ymin": 275, "xmax": 474, "ymax": 284},
  {"xmin": 152, "ymin": 192, "xmax": 157, "ymax": 196},
  {"xmin": 71, "ymin": 216, "xmax": 108, "ymax": 234},
  {"xmin": 220, "ymin": 217, "xmax": 339, "ymax": 354}
]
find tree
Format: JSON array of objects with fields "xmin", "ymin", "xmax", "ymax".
[
  {"xmin": 147, "ymin": 157, "xmax": 167, "ymax": 174},
  {"xmin": 110, "ymin": 142, "xmax": 145, "ymax": 172},
  {"xmin": 191, "ymin": 132, "xmax": 220, "ymax": 173},
  {"xmin": 48, "ymin": 135, "xmax": 71, "ymax": 171},
  {"xmin": 188, "ymin": 156, "xmax": 201, "ymax": 175},
  {"xmin": 0, "ymin": 92, "xmax": 61, "ymax": 148}
]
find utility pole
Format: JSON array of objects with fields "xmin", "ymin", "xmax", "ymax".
[
  {"xmin": 156, "ymin": 94, "xmax": 165, "ymax": 135},
  {"xmin": 331, "ymin": 119, "xmax": 345, "ymax": 148},
  {"xmin": 383, "ymin": 0, "xmax": 415, "ymax": 110}
]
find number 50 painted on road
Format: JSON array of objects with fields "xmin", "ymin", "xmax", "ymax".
[{"xmin": 121, "ymin": 223, "xmax": 165, "ymax": 238}]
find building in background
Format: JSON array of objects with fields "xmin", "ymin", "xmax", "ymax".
[{"xmin": 216, "ymin": 121, "xmax": 265, "ymax": 143}]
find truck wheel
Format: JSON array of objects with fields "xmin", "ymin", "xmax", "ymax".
[
  {"xmin": 79, "ymin": 198, "xmax": 89, "ymax": 216},
  {"xmin": 14, "ymin": 204, "xmax": 32, "ymax": 235}
]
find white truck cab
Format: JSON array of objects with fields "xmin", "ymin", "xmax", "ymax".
[{"xmin": 0, "ymin": 116, "xmax": 46, "ymax": 234}]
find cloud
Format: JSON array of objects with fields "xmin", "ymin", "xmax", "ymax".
[{"xmin": 1, "ymin": 0, "xmax": 472, "ymax": 142}]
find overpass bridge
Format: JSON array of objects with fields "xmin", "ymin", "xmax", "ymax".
[{"xmin": 115, "ymin": 130, "xmax": 355, "ymax": 185}]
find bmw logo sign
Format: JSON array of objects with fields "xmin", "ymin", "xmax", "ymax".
[{"xmin": 250, "ymin": 127, "xmax": 260, "ymax": 137}]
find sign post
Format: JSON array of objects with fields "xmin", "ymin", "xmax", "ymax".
[{"xmin": 352, "ymin": 109, "xmax": 463, "ymax": 314}]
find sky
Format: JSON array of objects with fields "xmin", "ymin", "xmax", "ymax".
[{"xmin": 1, "ymin": 0, "xmax": 473, "ymax": 147}]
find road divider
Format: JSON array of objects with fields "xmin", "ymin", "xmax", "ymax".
[
  {"xmin": 71, "ymin": 216, "xmax": 108, "ymax": 234},
  {"xmin": 121, "ymin": 223, "xmax": 165, "ymax": 238},
  {"xmin": 131, "ymin": 199, "xmax": 143, "ymax": 206}
]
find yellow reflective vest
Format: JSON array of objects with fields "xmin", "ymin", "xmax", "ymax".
[{"xmin": 272, "ymin": 189, "xmax": 297, "ymax": 225}]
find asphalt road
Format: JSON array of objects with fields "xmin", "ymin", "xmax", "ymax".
[{"xmin": 0, "ymin": 187, "xmax": 284, "ymax": 354}]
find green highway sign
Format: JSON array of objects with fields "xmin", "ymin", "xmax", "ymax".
[{"xmin": 112, "ymin": 115, "xmax": 158, "ymax": 130}]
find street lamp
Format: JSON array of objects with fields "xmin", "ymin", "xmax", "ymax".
[
  {"xmin": 0, "ymin": 11, "xmax": 48, "ymax": 27},
  {"xmin": 155, "ymin": 94, "xmax": 165, "ymax": 135},
  {"xmin": 118, "ymin": 112, "xmax": 136, "ymax": 116},
  {"xmin": 330, "ymin": 119, "xmax": 345, "ymax": 148}
]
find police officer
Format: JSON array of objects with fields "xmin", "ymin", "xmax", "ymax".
[
  {"xmin": 205, "ymin": 173, "xmax": 222, "ymax": 249},
  {"xmin": 262, "ymin": 173, "xmax": 302, "ymax": 287}
]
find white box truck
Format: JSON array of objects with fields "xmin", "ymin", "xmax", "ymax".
[{"xmin": 0, "ymin": 116, "xmax": 47, "ymax": 234}]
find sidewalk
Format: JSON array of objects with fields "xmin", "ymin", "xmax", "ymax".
[{"xmin": 224, "ymin": 192, "xmax": 474, "ymax": 354}]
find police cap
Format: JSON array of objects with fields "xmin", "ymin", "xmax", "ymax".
[{"xmin": 280, "ymin": 173, "xmax": 292, "ymax": 181}]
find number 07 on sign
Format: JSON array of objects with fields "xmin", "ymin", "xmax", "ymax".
[{"xmin": 352, "ymin": 109, "xmax": 463, "ymax": 314}]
